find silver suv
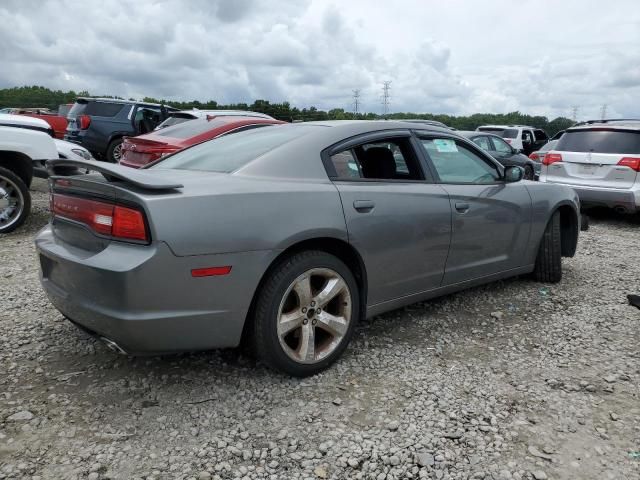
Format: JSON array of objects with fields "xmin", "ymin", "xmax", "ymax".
[{"xmin": 540, "ymin": 120, "xmax": 640, "ymax": 214}]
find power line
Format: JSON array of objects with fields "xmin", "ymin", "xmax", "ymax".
[
  {"xmin": 381, "ymin": 81, "xmax": 392, "ymax": 117},
  {"xmin": 352, "ymin": 89, "xmax": 361, "ymax": 115}
]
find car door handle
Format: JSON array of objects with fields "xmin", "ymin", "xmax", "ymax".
[
  {"xmin": 455, "ymin": 202, "xmax": 470, "ymax": 213},
  {"xmin": 353, "ymin": 200, "xmax": 375, "ymax": 212}
]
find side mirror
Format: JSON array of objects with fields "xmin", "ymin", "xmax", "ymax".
[{"xmin": 504, "ymin": 165, "xmax": 524, "ymax": 183}]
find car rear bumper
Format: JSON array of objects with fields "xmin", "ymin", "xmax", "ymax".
[
  {"xmin": 545, "ymin": 182, "xmax": 640, "ymax": 212},
  {"xmin": 35, "ymin": 225, "xmax": 274, "ymax": 354}
]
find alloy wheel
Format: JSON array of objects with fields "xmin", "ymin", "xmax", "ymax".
[
  {"xmin": 112, "ymin": 143, "xmax": 123, "ymax": 162},
  {"xmin": 277, "ymin": 268, "xmax": 352, "ymax": 364},
  {"xmin": 0, "ymin": 176, "xmax": 25, "ymax": 231}
]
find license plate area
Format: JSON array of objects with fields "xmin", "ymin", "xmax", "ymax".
[{"xmin": 578, "ymin": 164, "xmax": 598, "ymax": 175}]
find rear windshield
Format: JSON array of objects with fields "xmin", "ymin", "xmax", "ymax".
[
  {"xmin": 152, "ymin": 125, "xmax": 316, "ymax": 173},
  {"xmin": 155, "ymin": 118, "xmax": 229, "ymax": 139},
  {"xmin": 500, "ymin": 129, "xmax": 518, "ymax": 139},
  {"xmin": 68, "ymin": 101, "xmax": 124, "ymax": 118},
  {"xmin": 155, "ymin": 113, "xmax": 197, "ymax": 130},
  {"xmin": 557, "ymin": 129, "xmax": 640, "ymax": 154}
]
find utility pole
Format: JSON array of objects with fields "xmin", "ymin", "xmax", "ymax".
[
  {"xmin": 570, "ymin": 105, "xmax": 579, "ymax": 123},
  {"xmin": 381, "ymin": 81, "xmax": 392, "ymax": 117},
  {"xmin": 600, "ymin": 104, "xmax": 608, "ymax": 120},
  {"xmin": 352, "ymin": 89, "xmax": 361, "ymax": 115}
]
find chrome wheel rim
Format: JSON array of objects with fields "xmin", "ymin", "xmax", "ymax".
[
  {"xmin": 0, "ymin": 176, "xmax": 24, "ymax": 231},
  {"xmin": 277, "ymin": 268, "xmax": 352, "ymax": 364},
  {"xmin": 112, "ymin": 143, "xmax": 123, "ymax": 162}
]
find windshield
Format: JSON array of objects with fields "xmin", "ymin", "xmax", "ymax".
[
  {"xmin": 151, "ymin": 125, "xmax": 317, "ymax": 173},
  {"xmin": 155, "ymin": 113, "xmax": 197, "ymax": 130},
  {"xmin": 556, "ymin": 129, "xmax": 640, "ymax": 154}
]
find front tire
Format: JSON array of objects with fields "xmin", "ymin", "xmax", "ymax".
[
  {"xmin": 252, "ymin": 251, "xmax": 360, "ymax": 377},
  {"xmin": 533, "ymin": 210, "xmax": 562, "ymax": 283},
  {"xmin": 0, "ymin": 166, "xmax": 30, "ymax": 234}
]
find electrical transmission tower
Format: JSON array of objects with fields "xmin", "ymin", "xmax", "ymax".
[
  {"xmin": 570, "ymin": 106, "xmax": 579, "ymax": 123},
  {"xmin": 381, "ymin": 81, "xmax": 392, "ymax": 117},
  {"xmin": 600, "ymin": 104, "xmax": 608, "ymax": 120},
  {"xmin": 352, "ymin": 89, "xmax": 361, "ymax": 115}
]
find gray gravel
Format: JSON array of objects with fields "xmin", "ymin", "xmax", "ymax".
[{"xmin": 1, "ymin": 179, "xmax": 639, "ymax": 480}]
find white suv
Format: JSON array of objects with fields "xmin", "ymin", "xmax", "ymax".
[
  {"xmin": 476, "ymin": 125, "xmax": 548, "ymax": 155},
  {"xmin": 539, "ymin": 120, "xmax": 640, "ymax": 214}
]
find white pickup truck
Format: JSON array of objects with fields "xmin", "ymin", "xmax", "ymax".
[{"xmin": 0, "ymin": 114, "xmax": 92, "ymax": 233}]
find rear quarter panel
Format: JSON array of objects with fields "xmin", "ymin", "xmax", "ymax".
[
  {"xmin": 523, "ymin": 183, "xmax": 580, "ymax": 263},
  {"xmin": 125, "ymin": 175, "xmax": 348, "ymax": 257}
]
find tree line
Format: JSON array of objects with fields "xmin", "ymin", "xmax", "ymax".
[{"xmin": 0, "ymin": 85, "xmax": 574, "ymax": 136}]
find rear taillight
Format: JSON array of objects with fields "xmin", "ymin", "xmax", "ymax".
[
  {"xmin": 78, "ymin": 114, "xmax": 91, "ymax": 130},
  {"xmin": 121, "ymin": 140, "xmax": 178, "ymax": 167},
  {"xmin": 617, "ymin": 157, "xmax": 640, "ymax": 172},
  {"xmin": 51, "ymin": 193, "xmax": 148, "ymax": 243},
  {"xmin": 543, "ymin": 153, "xmax": 562, "ymax": 165},
  {"xmin": 529, "ymin": 152, "xmax": 539, "ymax": 161}
]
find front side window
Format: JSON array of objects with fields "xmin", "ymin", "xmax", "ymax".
[
  {"xmin": 420, "ymin": 138, "xmax": 500, "ymax": 184},
  {"xmin": 490, "ymin": 136, "xmax": 512, "ymax": 154}
]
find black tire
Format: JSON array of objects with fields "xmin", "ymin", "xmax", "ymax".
[
  {"xmin": 106, "ymin": 138, "xmax": 123, "ymax": 163},
  {"xmin": 523, "ymin": 165, "xmax": 534, "ymax": 180},
  {"xmin": 0, "ymin": 166, "xmax": 31, "ymax": 234},
  {"xmin": 251, "ymin": 250, "xmax": 360, "ymax": 377},
  {"xmin": 533, "ymin": 210, "xmax": 562, "ymax": 283}
]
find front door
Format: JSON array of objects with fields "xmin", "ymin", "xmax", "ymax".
[
  {"xmin": 416, "ymin": 135, "xmax": 532, "ymax": 285},
  {"xmin": 326, "ymin": 134, "xmax": 452, "ymax": 305}
]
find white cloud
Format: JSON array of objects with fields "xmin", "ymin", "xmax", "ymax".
[{"xmin": 0, "ymin": 0, "xmax": 638, "ymax": 119}]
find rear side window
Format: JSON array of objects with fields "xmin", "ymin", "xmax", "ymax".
[
  {"xmin": 329, "ymin": 138, "xmax": 423, "ymax": 181},
  {"xmin": 556, "ymin": 130, "xmax": 640, "ymax": 154},
  {"xmin": 152, "ymin": 125, "xmax": 315, "ymax": 173},
  {"xmin": 84, "ymin": 102, "xmax": 124, "ymax": 117},
  {"xmin": 478, "ymin": 127, "xmax": 505, "ymax": 135},
  {"xmin": 156, "ymin": 118, "xmax": 229, "ymax": 139}
]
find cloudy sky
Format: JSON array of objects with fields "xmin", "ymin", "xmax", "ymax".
[{"xmin": 1, "ymin": 0, "xmax": 638, "ymax": 119}]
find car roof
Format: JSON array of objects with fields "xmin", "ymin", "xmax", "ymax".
[
  {"xmin": 570, "ymin": 119, "xmax": 640, "ymax": 131},
  {"xmin": 171, "ymin": 109, "xmax": 274, "ymax": 120},
  {"xmin": 75, "ymin": 97, "xmax": 174, "ymax": 108},
  {"xmin": 0, "ymin": 113, "xmax": 50, "ymax": 128}
]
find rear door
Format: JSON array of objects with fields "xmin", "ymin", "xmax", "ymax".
[
  {"xmin": 545, "ymin": 128, "xmax": 640, "ymax": 189},
  {"xmin": 326, "ymin": 131, "xmax": 452, "ymax": 305},
  {"xmin": 416, "ymin": 134, "xmax": 532, "ymax": 285}
]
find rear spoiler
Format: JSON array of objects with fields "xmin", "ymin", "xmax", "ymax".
[{"xmin": 46, "ymin": 158, "xmax": 183, "ymax": 190}]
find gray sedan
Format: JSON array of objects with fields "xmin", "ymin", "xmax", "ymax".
[{"xmin": 37, "ymin": 121, "xmax": 581, "ymax": 376}]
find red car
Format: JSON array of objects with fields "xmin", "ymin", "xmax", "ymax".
[
  {"xmin": 10, "ymin": 108, "xmax": 68, "ymax": 139},
  {"xmin": 120, "ymin": 116, "xmax": 284, "ymax": 168}
]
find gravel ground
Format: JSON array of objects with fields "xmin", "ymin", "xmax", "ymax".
[{"xmin": 1, "ymin": 179, "xmax": 639, "ymax": 480}]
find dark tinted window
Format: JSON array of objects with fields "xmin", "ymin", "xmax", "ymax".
[
  {"xmin": 156, "ymin": 118, "xmax": 230, "ymax": 139},
  {"xmin": 534, "ymin": 129, "xmax": 548, "ymax": 141},
  {"xmin": 478, "ymin": 127, "xmax": 505, "ymax": 134},
  {"xmin": 500, "ymin": 129, "xmax": 518, "ymax": 139},
  {"xmin": 152, "ymin": 125, "xmax": 315, "ymax": 172},
  {"xmin": 84, "ymin": 101, "xmax": 124, "ymax": 117},
  {"xmin": 556, "ymin": 129, "xmax": 640, "ymax": 154}
]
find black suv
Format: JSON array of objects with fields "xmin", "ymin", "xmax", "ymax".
[{"xmin": 64, "ymin": 98, "xmax": 178, "ymax": 162}]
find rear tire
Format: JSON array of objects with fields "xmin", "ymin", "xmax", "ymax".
[
  {"xmin": 251, "ymin": 250, "xmax": 359, "ymax": 377},
  {"xmin": 106, "ymin": 138, "xmax": 123, "ymax": 163},
  {"xmin": 0, "ymin": 166, "xmax": 30, "ymax": 234},
  {"xmin": 533, "ymin": 210, "xmax": 562, "ymax": 283}
]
